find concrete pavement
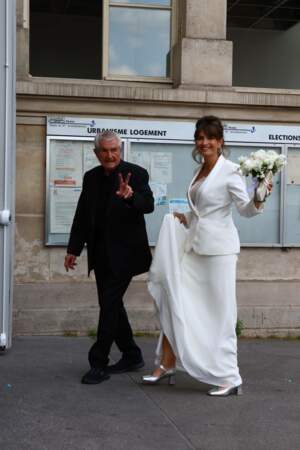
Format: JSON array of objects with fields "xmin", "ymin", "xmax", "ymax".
[{"xmin": 0, "ymin": 337, "xmax": 299, "ymax": 450}]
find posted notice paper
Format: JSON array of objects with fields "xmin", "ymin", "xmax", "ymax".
[
  {"xmin": 50, "ymin": 140, "xmax": 83, "ymax": 187},
  {"xmin": 50, "ymin": 187, "xmax": 81, "ymax": 234},
  {"xmin": 150, "ymin": 152, "xmax": 172, "ymax": 184}
]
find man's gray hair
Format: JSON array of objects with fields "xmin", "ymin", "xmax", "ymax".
[{"xmin": 94, "ymin": 131, "xmax": 122, "ymax": 150}]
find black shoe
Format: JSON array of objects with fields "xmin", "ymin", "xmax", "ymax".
[
  {"xmin": 107, "ymin": 357, "xmax": 145, "ymax": 374},
  {"xmin": 81, "ymin": 367, "xmax": 110, "ymax": 384}
]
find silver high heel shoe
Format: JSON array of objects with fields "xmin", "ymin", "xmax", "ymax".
[
  {"xmin": 142, "ymin": 364, "xmax": 176, "ymax": 385},
  {"xmin": 207, "ymin": 385, "xmax": 243, "ymax": 397}
]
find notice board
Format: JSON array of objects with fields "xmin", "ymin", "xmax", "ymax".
[{"xmin": 46, "ymin": 116, "xmax": 299, "ymax": 247}]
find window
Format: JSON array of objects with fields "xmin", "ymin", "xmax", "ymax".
[
  {"xmin": 30, "ymin": 0, "xmax": 103, "ymax": 80},
  {"xmin": 285, "ymin": 147, "xmax": 300, "ymax": 245},
  {"xmin": 227, "ymin": 1, "xmax": 300, "ymax": 90},
  {"xmin": 107, "ymin": 1, "xmax": 172, "ymax": 78},
  {"xmin": 226, "ymin": 145, "xmax": 282, "ymax": 245},
  {"xmin": 30, "ymin": 0, "xmax": 174, "ymax": 81},
  {"xmin": 128, "ymin": 141, "xmax": 196, "ymax": 244},
  {"xmin": 226, "ymin": 142, "xmax": 300, "ymax": 247}
]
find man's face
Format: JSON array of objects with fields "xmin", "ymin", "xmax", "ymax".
[{"xmin": 94, "ymin": 138, "xmax": 121, "ymax": 173}]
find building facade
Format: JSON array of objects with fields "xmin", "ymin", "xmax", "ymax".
[{"xmin": 15, "ymin": 0, "xmax": 300, "ymax": 337}]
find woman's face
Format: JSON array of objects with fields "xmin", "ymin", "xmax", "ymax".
[{"xmin": 195, "ymin": 131, "xmax": 223, "ymax": 159}]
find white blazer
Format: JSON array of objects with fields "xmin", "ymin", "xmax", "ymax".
[{"xmin": 184, "ymin": 155, "xmax": 262, "ymax": 255}]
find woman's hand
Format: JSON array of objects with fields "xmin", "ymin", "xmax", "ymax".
[
  {"xmin": 254, "ymin": 181, "xmax": 273, "ymax": 209},
  {"xmin": 173, "ymin": 212, "xmax": 187, "ymax": 226},
  {"xmin": 267, "ymin": 181, "xmax": 273, "ymax": 196}
]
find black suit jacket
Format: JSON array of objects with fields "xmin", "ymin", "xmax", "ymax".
[{"xmin": 67, "ymin": 160, "xmax": 154, "ymax": 277}]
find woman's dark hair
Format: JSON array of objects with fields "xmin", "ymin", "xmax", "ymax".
[
  {"xmin": 192, "ymin": 116, "xmax": 225, "ymax": 164},
  {"xmin": 194, "ymin": 115, "xmax": 224, "ymax": 141}
]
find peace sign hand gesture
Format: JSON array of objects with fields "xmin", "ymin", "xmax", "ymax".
[{"xmin": 116, "ymin": 172, "xmax": 134, "ymax": 199}]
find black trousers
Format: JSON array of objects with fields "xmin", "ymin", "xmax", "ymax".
[{"xmin": 88, "ymin": 263, "xmax": 142, "ymax": 369}]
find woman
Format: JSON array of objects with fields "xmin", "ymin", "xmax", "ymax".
[{"xmin": 143, "ymin": 116, "xmax": 271, "ymax": 396}]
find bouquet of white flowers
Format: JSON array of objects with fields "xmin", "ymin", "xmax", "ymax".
[{"xmin": 238, "ymin": 149, "xmax": 286, "ymax": 202}]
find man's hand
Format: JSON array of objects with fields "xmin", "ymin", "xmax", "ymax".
[
  {"xmin": 116, "ymin": 173, "xmax": 133, "ymax": 199},
  {"xmin": 64, "ymin": 254, "xmax": 77, "ymax": 272},
  {"xmin": 173, "ymin": 212, "xmax": 187, "ymax": 226}
]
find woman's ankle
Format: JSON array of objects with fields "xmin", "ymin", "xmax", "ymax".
[{"xmin": 160, "ymin": 360, "xmax": 176, "ymax": 370}]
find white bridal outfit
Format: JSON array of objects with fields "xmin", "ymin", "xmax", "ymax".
[{"xmin": 148, "ymin": 155, "xmax": 262, "ymax": 387}]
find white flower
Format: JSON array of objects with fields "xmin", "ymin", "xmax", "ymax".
[
  {"xmin": 253, "ymin": 149, "xmax": 266, "ymax": 160},
  {"xmin": 238, "ymin": 149, "xmax": 286, "ymax": 178},
  {"xmin": 267, "ymin": 150, "xmax": 278, "ymax": 159},
  {"xmin": 244, "ymin": 160, "xmax": 255, "ymax": 171}
]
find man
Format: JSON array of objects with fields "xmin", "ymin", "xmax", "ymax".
[{"xmin": 64, "ymin": 131, "xmax": 154, "ymax": 384}]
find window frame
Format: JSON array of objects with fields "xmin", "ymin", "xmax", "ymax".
[
  {"xmin": 283, "ymin": 143, "xmax": 300, "ymax": 247},
  {"xmin": 225, "ymin": 141, "xmax": 285, "ymax": 247},
  {"xmin": 102, "ymin": 0, "xmax": 177, "ymax": 82}
]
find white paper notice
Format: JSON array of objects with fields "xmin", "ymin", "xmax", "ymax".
[
  {"xmin": 83, "ymin": 142, "xmax": 99, "ymax": 173},
  {"xmin": 127, "ymin": 149, "xmax": 151, "ymax": 173},
  {"xmin": 149, "ymin": 182, "xmax": 168, "ymax": 206},
  {"xmin": 150, "ymin": 152, "xmax": 172, "ymax": 184},
  {"xmin": 50, "ymin": 187, "xmax": 81, "ymax": 233},
  {"xmin": 287, "ymin": 154, "xmax": 300, "ymax": 185},
  {"xmin": 168, "ymin": 198, "xmax": 190, "ymax": 214},
  {"xmin": 50, "ymin": 140, "xmax": 83, "ymax": 187}
]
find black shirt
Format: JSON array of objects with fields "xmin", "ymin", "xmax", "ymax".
[{"xmin": 94, "ymin": 166, "xmax": 118, "ymax": 265}]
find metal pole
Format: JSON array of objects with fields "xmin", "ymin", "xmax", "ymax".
[{"xmin": 0, "ymin": 0, "xmax": 16, "ymax": 350}]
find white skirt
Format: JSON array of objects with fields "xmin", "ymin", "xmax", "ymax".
[{"xmin": 148, "ymin": 214, "xmax": 242, "ymax": 388}]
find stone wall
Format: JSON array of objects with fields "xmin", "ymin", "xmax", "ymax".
[
  {"xmin": 13, "ymin": 0, "xmax": 300, "ymax": 337},
  {"xmin": 14, "ymin": 116, "xmax": 300, "ymax": 337}
]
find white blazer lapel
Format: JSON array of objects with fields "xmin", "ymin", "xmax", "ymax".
[
  {"xmin": 187, "ymin": 155, "xmax": 225, "ymax": 216},
  {"xmin": 187, "ymin": 166, "xmax": 202, "ymax": 217},
  {"xmin": 202, "ymin": 155, "xmax": 225, "ymax": 191}
]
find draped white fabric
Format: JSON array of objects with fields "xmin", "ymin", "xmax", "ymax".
[{"xmin": 148, "ymin": 214, "xmax": 242, "ymax": 387}]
